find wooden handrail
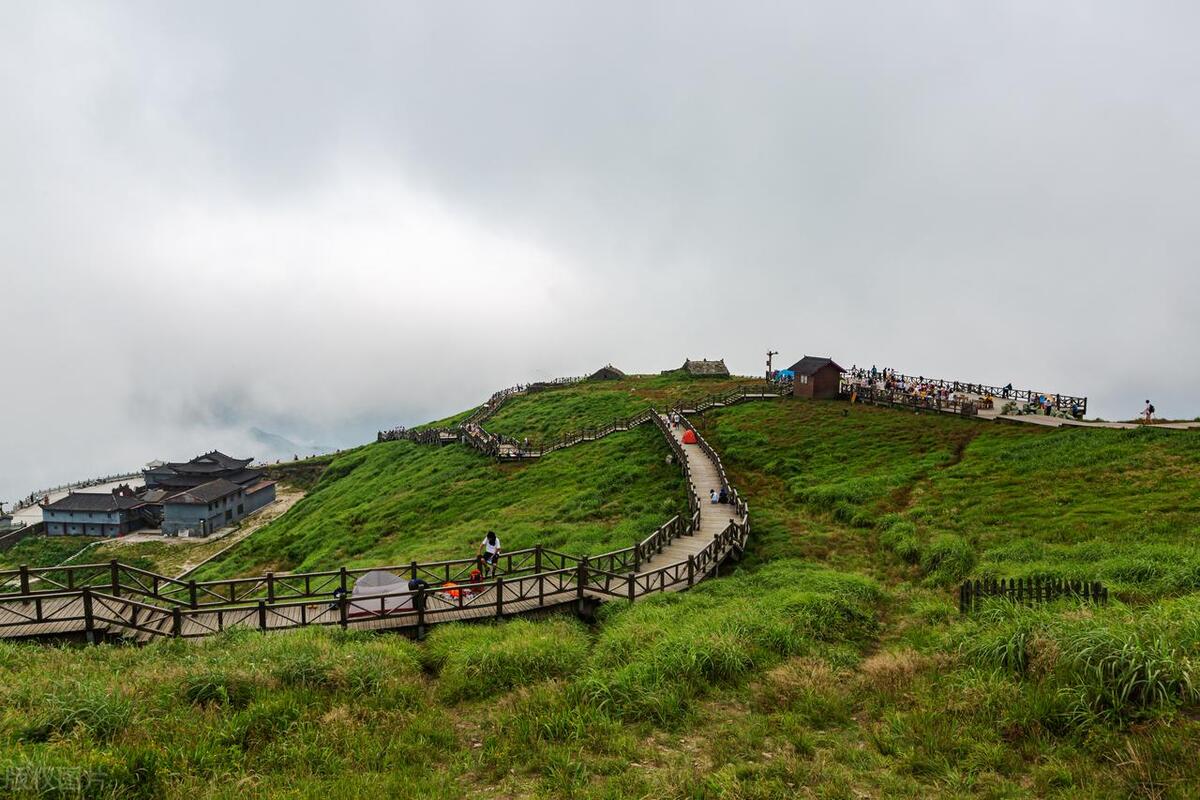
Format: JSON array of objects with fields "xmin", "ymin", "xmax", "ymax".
[{"xmin": 2, "ymin": 378, "xmax": 771, "ymax": 642}]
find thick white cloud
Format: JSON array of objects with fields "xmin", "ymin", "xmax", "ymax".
[{"xmin": 2, "ymin": 1, "xmax": 1199, "ymax": 501}]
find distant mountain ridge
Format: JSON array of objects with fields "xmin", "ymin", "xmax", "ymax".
[{"xmin": 248, "ymin": 427, "xmax": 332, "ymax": 460}]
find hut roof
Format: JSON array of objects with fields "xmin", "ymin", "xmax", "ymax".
[
  {"xmin": 788, "ymin": 356, "xmax": 845, "ymax": 376},
  {"xmin": 682, "ymin": 359, "xmax": 730, "ymax": 377},
  {"xmin": 588, "ymin": 364, "xmax": 626, "ymax": 380}
]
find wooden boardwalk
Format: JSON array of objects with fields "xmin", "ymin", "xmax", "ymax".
[{"xmin": 0, "ymin": 389, "xmax": 770, "ymax": 644}]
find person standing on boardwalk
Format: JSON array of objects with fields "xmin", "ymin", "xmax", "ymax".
[{"xmin": 478, "ymin": 530, "xmax": 502, "ymax": 577}]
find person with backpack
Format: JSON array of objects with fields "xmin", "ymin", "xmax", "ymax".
[
  {"xmin": 1144, "ymin": 400, "xmax": 1155, "ymax": 422},
  {"xmin": 478, "ymin": 530, "xmax": 502, "ymax": 576}
]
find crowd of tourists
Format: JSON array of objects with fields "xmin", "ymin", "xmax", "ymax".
[
  {"xmin": 844, "ymin": 365, "xmax": 980, "ymax": 407},
  {"xmin": 844, "ymin": 365, "xmax": 1083, "ymax": 418}
]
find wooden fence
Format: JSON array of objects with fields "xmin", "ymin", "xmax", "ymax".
[
  {"xmin": 959, "ymin": 577, "xmax": 1109, "ymax": 613},
  {"xmin": 843, "ymin": 385, "xmax": 980, "ymax": 417},
  {"xmin": 381, "ymin": 381, "xmax": 783, "ymax": 464},
  {"xmin": 0, "ymin": 515, "xmax": 750, "ymax": 642},
  {"xmin": 0, "ymin": 388, "xmax": 767, "ymax": 643},
  {"xmin": 845, "ymin": 370, "xmax": 1087, "ymax": 415},
  {"xmin": 0, "ymin": 374, "xmax": 783, "ymax": 644}
]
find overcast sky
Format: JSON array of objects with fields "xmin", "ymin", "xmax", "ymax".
[{"xmin": 2, "ymin": 2, "xmax": 1199, "ymax": 503}]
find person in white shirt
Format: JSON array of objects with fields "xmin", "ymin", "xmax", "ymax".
[
  {"xmin": 478, "ymin": 530, "xmax": 502, "ymax": 576},
  {"xmin": 709, "ymin": 489, "xmax": 719, "ymax": 504}
]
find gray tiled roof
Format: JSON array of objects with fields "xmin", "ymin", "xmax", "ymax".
[
  {"xmin": 165, "ymin": 451, "xmax": 253, "ymax": 474},
  {"xmin": 44, "ymin": 493, "xmax": 144, "ymax": 512},
  {"xmin": 163, "ymin": 479, "xmax": 242, "ymax": 506}
]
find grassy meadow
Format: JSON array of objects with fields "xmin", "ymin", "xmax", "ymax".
[
  {"xmin": 484, "ymin": 372, "xmax": 752, "ymax": 442},
  {"xmin": 195, "ymin": 423, "xmax": 687, "ymax": 579},
  {"xmin": 5, "ymin": 376, "xmax": 1200, "ymax": 798}
]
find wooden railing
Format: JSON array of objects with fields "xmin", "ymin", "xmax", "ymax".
[
  {"xmin": 959, "ymin": 577, "xmax": 1109, "ymax": 613},
  {"xmin": 0, "ymin": 401, "xmax": 759, "ymax": 642},
  {"xmin": 0, "ymin": 519, "xmax": 748, "ymax": 641},
  {"xmin": 380, "ymin": 378, "xmax": 783, "ymax": 463},
  {"xmin": 672, "ymin": 382, "xmax": 781, "ymax": 416},
  {"xmin": 843, "ymin": 384, "xmax": 979, "ymax": 417},
  {"xmin": 0, "ymin": 376, "xmax": 781, "ymax": 642},
  {"xmin": 674, "ymin": 415, "xmax": 749, "ymax": 520},
  {"xmin": 844, "ymin": 370, "xmax": 1087, "ymax": 415}
]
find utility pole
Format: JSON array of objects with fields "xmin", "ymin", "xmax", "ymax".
[{"xmin": 766, "ymin": 350, "xmax": 779, "ymax": 381}]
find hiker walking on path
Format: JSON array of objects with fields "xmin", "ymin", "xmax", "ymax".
[
  {"xmin": 1144, "ymin": 400, "xmax": 1155, "ymax": 423},
  {"xmin": 477, "ymin": 530, "xmax": 502, "ymax": 577}
]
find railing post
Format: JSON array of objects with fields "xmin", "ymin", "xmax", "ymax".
[
  {"xmin": 416, "ymin": 585, "xmax": 426, "ymax": 635},
  {"xmin": 687, "ymin": 555, "xmax": 695, "ymax": 587},
  {"xmin": 258, "ymin": 600, "xmax": 267, "ymax": 631},
  {"xmin": 339, "ymin": 593, "xmax": 349, "ymax": 629},
  {"xmin": 172, "ymin": 606, "xmax": 182, "ymax": 637},
  {"xmin": 534, "ymin": 545, "xmax": 542, "ymax": 575},
  {"xmin": 109, "ymin": 559, "xmax": 120, "ymax": 598},
  {"xmin": 188, "ymin": 580, "xmax": 198, "ymax": 609},
  {"xmin": 266, "ymin": 572, "xmax": 275, "ymax": 603},
  {"xmin": 576, "ymin": 558, "xmax": 588, "ymax": 603},
  {"xmin": 496, "ymin": 577, "xmax": 505, "ymax": 617},
  {"xmin": 340, "ymin": 566, "xmax": 348, "ymax": 597},
  {"xmin": 19, "ymin": 564, "xmax": 30, "ymax": 595},
  {"xmin": 410, "ymin": 561, "xmax": 418, "ymax": 580},
  {"xmin": 82, "ymin": 588, "xmax": 95, "ymax": 643},
  {"xmin": 628, "ymin": 573, "xmax": 636, "ymax": 602}
]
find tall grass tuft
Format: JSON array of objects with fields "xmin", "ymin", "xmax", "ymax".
[
  {"xmin": 424, "ymin": 618, "xmax": 589, "ymax": 702},
  {"xmin": 958, "ymin": 596, "xmax": 1200, "ymax": 726}
]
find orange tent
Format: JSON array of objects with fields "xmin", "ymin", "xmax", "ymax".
[{"xmin": 681, "ymin": 429, "xmax": 698, "ymax": 444}]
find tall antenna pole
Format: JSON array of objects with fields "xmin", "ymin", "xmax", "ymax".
[{"xmin": 766, "ymin": 350, "xmax": 779, "ymax": 381}]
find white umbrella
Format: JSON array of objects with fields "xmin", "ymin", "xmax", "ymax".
[{"xmin": 349, "ymin": 570, "xmax": 412, "ymax": 616}]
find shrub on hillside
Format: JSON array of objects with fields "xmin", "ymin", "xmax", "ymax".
[
  {"xmin": 957, "ymin": 597, "xmax": 1200, "ymax": 726},
  {"xmin": 18, "ymin": 681, "xmax": 134, "ymax": 742},
  {"xmin": 880, "ymin": 519, "xmax": 922, "ymax": 565},
  {"xmin": 182, "ymin": 670, "xmax": 260, "ymax": 708},
  {"xmin": 424, "ymin": 618, "xmax": 589, "ymax": 702},
  {"xmin": 578, "ymin": 560, "xmax": 881, "ymax": 724},
  {"xmin": 921, "ymin": 534, "xmax": 976, "ymax": 585}
]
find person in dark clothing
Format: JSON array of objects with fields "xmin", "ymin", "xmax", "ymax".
[
  {"xmin": 408, "ymin": 578, "xmax": 429, "ymax": 610},
  {"xmin": 718, "ymin": 486, "xmax": 729, "ymax": 504}
]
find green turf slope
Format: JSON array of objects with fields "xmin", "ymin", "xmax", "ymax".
[
  {"xmin": 6, "ymin": 382, "xmax": 1200, "ymax": 799},
  {"xmin": 196, "ymin": 423, "xmax": 687, "ymax": 578}
]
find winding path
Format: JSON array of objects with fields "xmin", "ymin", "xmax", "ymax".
[{"xmin": 0, "ymin": 390, "xmax": 770, "ymax": 643}]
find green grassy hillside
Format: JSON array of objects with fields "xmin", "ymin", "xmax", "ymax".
[
  {"xmin": 704, "ymin": 400, "xmax": 1200, "ymax": 597},
  {"xmin": 196, "ymin": 423, "xmax": 687, "ymax": 578},
  {"xmin": 485, "ymin": 373, "xmax": 751, "ymax": 442},
  {"xmin": 6, "ymin": 377, "xmax": 1200, "ymax": 799}
]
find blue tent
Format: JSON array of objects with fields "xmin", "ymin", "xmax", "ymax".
[{"xmin": 775, "ymin": 369, "xmax": 795, "ymax": 379}]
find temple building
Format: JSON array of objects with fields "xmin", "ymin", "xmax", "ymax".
[
  {"xmin": 42, "ymin": 485, "xmax": 151, "ymax": 537},
  {"xmin": 144, "ymin": 450, "xmax": 260, "ymax": 492},
  {"xmin": 148, "ymin": 451, "xmax": 276, "ymax": 536}
]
